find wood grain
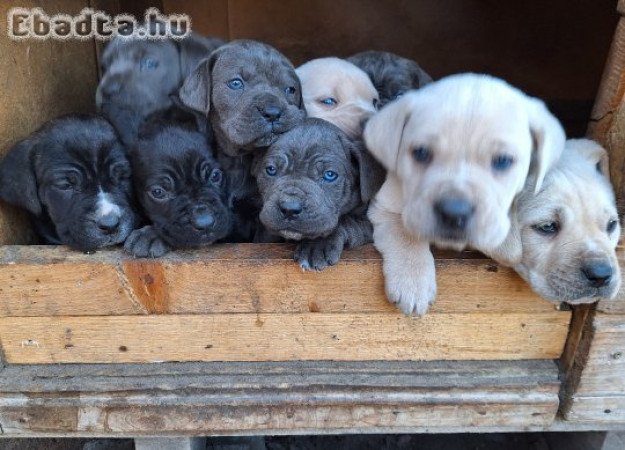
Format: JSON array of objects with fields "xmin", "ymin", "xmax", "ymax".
[{"xmin": 0, "ymin": 312, "xmax": 570, "ymax": 364}]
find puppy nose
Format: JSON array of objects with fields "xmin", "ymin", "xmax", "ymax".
[
  {"xmin": 97, "ymin": 214, "xmax": 120, "ymax": 234},
  {"xmin": 261, "ymin": 105, "xmax": 283, "ymax": 122},
  {"xmin": 434, "ymin": 198, "xmax": 474, "ymax": 230},
  {"xmin": 582, "ymin": 262, "xmax": 613, "ymax": 288},
  {"xmin": 279, "ymin": 199, "xmax": 303, "ymax": 218},
  {"xmin": 191, "ymin": 208, "xmax": 215, "ymax": 231}
]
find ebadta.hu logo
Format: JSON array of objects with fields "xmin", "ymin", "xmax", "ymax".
[{"xmin": 6, "ymin": 7, "xmax": 191, "ymax": 40}]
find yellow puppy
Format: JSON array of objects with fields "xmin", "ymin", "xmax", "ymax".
[{"xmin": 296, "ymin": 57, "xmax": 379, "ymax": 138}]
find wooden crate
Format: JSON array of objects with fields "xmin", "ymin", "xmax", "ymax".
[{"xmin": 0, "ymin": 0, "xmax": 623, "ymax": 437}]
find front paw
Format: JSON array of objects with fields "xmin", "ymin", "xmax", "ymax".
[
  {"xmin": 124, "ymin": 226, "xmax": 170, "ymax": 258},
  {"xmin": 384, "ymin": 269, "xmax": 437, "ymax": 316},
  {"xmin": 295, "ymin": 235, "xmax": 344, "ymax": 271}
]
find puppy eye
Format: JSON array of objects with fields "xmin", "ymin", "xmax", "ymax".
[
  {"xmin": 149, "ymin": 186, "xmax": 167, "ymax": 200},
  {"xmin": 265, "ymin": 165, "xmax": 278, "ymax": 177},
  {"xmin": 532, "ymin": 221, "xmax": 560, "ymax": 236},
  {"xmin": 412, "ymin": 146, "xmax": 432, "ymax": 164},
  {"xmin": 227, "ymin": 78, "xmax": 244, "ymax": 90},
  {"xmin": 392, "ymin": 91, "xmax": 405, "ymax": 101},
  {"xmin": 285, "ymin": 86, "xmax": 296, "ymax": 96},
  {"xmin": 209, "ymin": 168, "xmax": 223, "ymax": 185},
  {"xmin": 319, "ymin": 97, "xmax": 338, "ymax": 107},
  {"xmin": 323, "ymin": 170, "xmax": 338, "ymax": 182},
  {"xmin": 607, "ymin": 219, "xmax": 619, "ymax": 233},
  {"xmin": 492, "ymin": 154, "xmax": 515, "ymax": 172},
  {"xmin": 140, "ymin": 57, "xmax": 159, "ymax": 71},
  {"xmin": 54, "ymin": 180, "xmax": 74, "ymax": 191}
]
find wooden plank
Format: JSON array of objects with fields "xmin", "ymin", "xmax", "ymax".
[
  {"xmin": 162, "ymin": 0, "xmax": 230, "ymax": 40},
  {"xmin": 565, "ymin": 396, "xmax": 625, "ymax": 423},
  {"xmin": 0, "ymin": 245, "xmax": 567, "ymax": 316},
  {"xmin": 0, "ymin": 312, "xmax": 570, "ymax": 364}
]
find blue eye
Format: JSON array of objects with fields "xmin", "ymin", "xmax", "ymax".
[
  {"xmin": 532, "ymin": 221, "xmax": 559, "ymax": 235},
  {"xmin": 209, "ymin": 168, "xmax": 223, "ymax": 185},
  {"xmin": 140, "ymin": 57, "xmax": 159, "ymax": 71},
  {"xmin": 227, "ymin": 78, "xmax": 244, "ymax": 90},
  {"xmin": 319, "ymin": 97, "xmax": 338, "ymax": 106},
  {"xmin": 265, "ymin": 165, "xmax": 277, "ymax": 176},
  {"xmin": 285, "ymin": 86, "xmax": 296, "ymax": 95},
  {"xmin": 492, "ymin": 154, "xmax": 514, "ymax": 172},
  {"xmin": 323, "ymin": 170, "xmax": 338, "ymax": 182},
  {"xmin": 412, "ymin": 146, "xmax": 432, "ymax": 164}
]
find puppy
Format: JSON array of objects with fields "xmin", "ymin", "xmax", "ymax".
[
  {"xmin": 253, "ymin": 118, "xmax": 384, "ymax": 270},
  {"xmin": 364, "ymin": 73, "xmax": 566, "ymax": 315},
  {"xmin": 348, "ymin": 51, "xmax": 432, "ymax": 107},
  {"xmin": 179, "ymin": 39, "xmax": 306, "ymax": 241},
  {"xmin": 0, "ymin": 114, "xmax": 139, "ymax": 251},
  {"xmin": 125, "ymin": 124, "xmax": 231, "ymax": 258},
  {"xmin": 97, "ymin": 31, "xmax": 224, "ymax": 145},
  {"xmin": 296, "ymin": 57, "xmax": 379, "ymax": 138},
  {"xmin": 488, "ymin": 139, "xmax": 621, "ymax": 304}
]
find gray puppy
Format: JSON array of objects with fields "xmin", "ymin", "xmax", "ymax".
[
  {"xmin": 97, "ymin": 31, "xmax": 224, "ymax": 145},
  {"xmin": 348, "ymin": 50, "xmax": 432, "ymax": 107},
  {"xmin": 179, "ymin": 39, "xmax": 307, "ymax": 241},
  {"xmin": 252, "ymin": 118, "xmax": 385, "ymax": 270}
]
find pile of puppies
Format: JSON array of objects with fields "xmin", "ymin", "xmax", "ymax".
[{"xmin": 0, "ymin": 29, "xmax": 620, "ymax": 316}]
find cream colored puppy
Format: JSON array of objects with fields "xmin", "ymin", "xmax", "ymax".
[
  {"xmin": 488, "ymin": 139, "xmax": 621, "ymax": 304},
  {"xmin": 296, "ymin": 57, "xmax": 379, "ymax": 138},
  {"xmin": 364, "ymin": 73, "xmax": 565, "ymax": 315}
]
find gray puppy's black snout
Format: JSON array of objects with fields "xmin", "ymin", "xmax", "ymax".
[
  {"xmin": 261, "ymin": 104, "xmax": 283, "ymax": 123},
  {"xmin": 279, "ymin": 198, "xmax": 303, "ymax": 218},
  {"xmin": 97, "ymin": 213, "xmax": 120, "ymax": 234},
  {"xmin": 435, "ymin": 198, "xmax": 474, "ymax": 230},
  {"xmin": 191, "ymin": 206, "xmax": 215, "ymax": 231},
  {"xmin": 582, "ymin": 262, "xmax": 613, "ymax": 288}
]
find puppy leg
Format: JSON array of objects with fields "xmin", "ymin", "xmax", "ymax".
[
  {"xmin": 368, "ymin": 177, "xmax": 436, "ymax": 315},
  {"xmin": 295, "ymin": 210, "xmax": 372, "ymax": 271},
  {"xmin": 124, "ymin": 225, "xmax": 171, "ymax": 258}
]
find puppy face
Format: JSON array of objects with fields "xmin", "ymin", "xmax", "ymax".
[
  {"xmin": 179, "ymin": 40, "xmax": 306, "ymax": 156},
  {"xmin": 365, "ymin": 74, "xmax": 565, "ymax": 253},
  {"xmin": 348, "ymin": 51, "xmax": 432, "ymax": 107},
  {"xmin": 253, "ymin": 119, "xmax": 375, "ymax": 240},
  {"xmin": 132, "ymin": 126, "xmax": 231, "ymax": 248},
  {"xmin": 296, "ymin": 57, "xmax": 379, "ymax": 138},
  {"xmin": 508, "ymin": 139, "xmax": 621, "ymax": 303},
  {"xmin": 0, "ymin": 115, "xmax": 139, "ymax": 251}
]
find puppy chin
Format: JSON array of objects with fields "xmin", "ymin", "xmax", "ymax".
[{"xmin": 259, "ymin": 212, "xmax": 338, "ymax": 241}]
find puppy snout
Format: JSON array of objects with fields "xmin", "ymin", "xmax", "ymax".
[
  {"xmin": 581, "ymin": 261, "xmax": 613, "ymax": 288},
  {"xmin": 261, "ymin": 104, "xmax": 283, "ymax": 123},
  {"xmin": 96, "ymin": 213, "xmax": 120, "ymax": 234},
  {"xmin": 191, "ymin": 206, "xmax": 215, "ymax": 231},
  {"xmin": 101, "ymin": 77, "xmax": 123, "ymax": 98},
  {"xmin": 434, "ymin": 197, "xmax": 475, "ymax": 230},
  {"xmin": 278, "ymin": 198, "xmax": 303, "ymax": 218}
]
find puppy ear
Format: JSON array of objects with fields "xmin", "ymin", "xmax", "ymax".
[
  {"xmin": 341, "ymin": 134, "xmax": 386, "ymax": 203},
  {"xmin": 177, "ymin": 34, "xmax": 225, "ymax": 77},
  {"xmin": 487, "ymin": 198, "xmax": 523, "ymax": 267},
  {"xmin": 363, "ymin": 93, "xmax": 414, "ymax": 172},
  {"xmin": 179, "ymin": 50, "xmax": 219, "ymax": 116},
  {"xmin": 0, "ymin": 138, "xmax": 42, "ymax": 215},
  {"xmin": 566, "ymin": 138, "xmax": 610, "ymax": 179},
  {"xmin": 526, "ymin": 98, "xmax": 565, "ymax": 193}
]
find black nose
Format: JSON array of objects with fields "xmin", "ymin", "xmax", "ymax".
[
  {"xmin": 191, "ymin": 208, "xmax": 215, "ymax": 231},
  {"xmin": 261, "ymin": 105, "xmax": 283, "ymax": 122},
  {"xmin": 582, "ymin": 262, "xmax": 613, "ymax": 288},
  {"xmin": 434, "ymin": 198, "xmax": 474, "ymax": 230},
  {"xmin": 279, "ymin": 199, "xmax": 303, "ymax": 218},
  {"xmin": 97, "ymin": 214, "xmax": 120, "ymax": 234}
]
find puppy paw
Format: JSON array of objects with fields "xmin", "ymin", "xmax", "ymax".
[
  {"xmin": 124, "ymin": 226, "xmax": 170, "ymax": 258},
  {"xmin": 384, "ymin": 271, "xmax": 437, "ymax": 316},
  {"xmin": 295, "ymin": 235, "xmax": 344, "ymax": 271}
]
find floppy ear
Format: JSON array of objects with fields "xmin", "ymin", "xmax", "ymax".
[
  {"xmin": 340, "ymin": 134, "xmax": 386, "ymax": 203},
  {"xmin": 566, "ymin": 138, "xmax": 610, "ymax": 179},
  {"xmin": 487, "ymin": 198, "xmax": 523, "ymax": 267},
  {"xmin": 177, "ymin": 34, "xmax": 225, "ymax": 77},
  {"xmin": 526, "ymin": 98, "xmax": 565, "ymax": 193},
  {"xmin": 0, "ymin": 138, "xmax": 42, "ymax": 215},
  {"xmin": 179, "ymin": 53, "xmax": 217, "ymax": 116},
  {"xmin": 363, "ymin": 93, "xmax": 414, "ymax": 172}
]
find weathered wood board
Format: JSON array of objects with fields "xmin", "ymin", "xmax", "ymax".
[{"xmin": 0, "ymin": 245, "xmax": 571, "ymax": 364}]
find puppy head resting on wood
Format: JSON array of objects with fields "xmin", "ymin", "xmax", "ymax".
[
  {"xmin": 96, "ymin": 30, "xmax": 224, "ymax": 145},
  {"xmin": 296, "ymin": 57, "xmax": 379, "ymax": 139},
  {"xmin": 364, "ymin": 73, "xmax": 565, "ymax": 315},
  {"xmin": 348, "ymin": 50, "xmax": 432, "ymax": 108},
  {"xmin": 179, "ymin": 39, "xmax": 306, "ymax": 157},
  {"xmin": 252, "ymin": 118, "xmax": 385, "ymax": 270},
  {"xmin": 125, "ymin": 123, "xmax": 232, "ymax": 258},
  {"xmin": 488, "ymin": 139, "xmax": 621, "ymax": 304},
  {"xmin": 0, "ymin": 114, "xmax": 139, "ymax": 251}
]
